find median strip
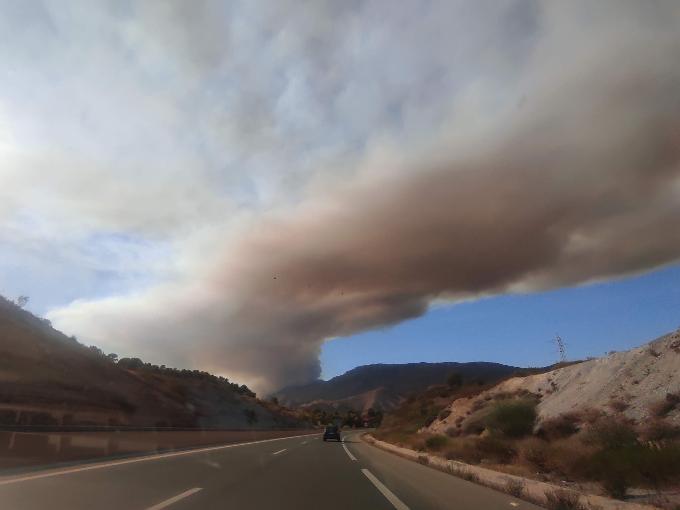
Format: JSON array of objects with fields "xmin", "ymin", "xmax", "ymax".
[
  {"xmin": 361, "ymin": 469, "xmax": 410, "ymax": 510},
  {"xmin": 145, "ymin": 487, "xmax": 202, "ymax": 510}
]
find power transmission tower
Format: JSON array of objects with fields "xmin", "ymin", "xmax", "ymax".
[{"xmin": 554, "ymin": 334, "xmax": 566, "ymax": 363}]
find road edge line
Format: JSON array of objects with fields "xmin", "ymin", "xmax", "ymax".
[
  {"xmin": 341, "ymin": 439, "xmax": 357, "ymax": 461},
  {"xmin": 361, "ymin": 468, "xmax": 410, "ymax": 510}
]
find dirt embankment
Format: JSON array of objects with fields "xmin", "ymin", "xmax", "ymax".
[{"xmin": 428, "ymin": 331, "xmax": 680, "ymax": 434}]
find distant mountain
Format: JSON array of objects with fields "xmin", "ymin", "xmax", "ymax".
[
  {"xmin": 0, "ymin": 295, "xmax": 303, "ymax": 429},
  {"xmin": 274, "ymin": 361, "xmax": 519, "ymax": 412}
]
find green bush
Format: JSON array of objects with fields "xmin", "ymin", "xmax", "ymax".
[
  {"xmin": 485, "ymin": 400, "xmax": 537, "ymax": 438},
  {"xmin": 581, "ymin": 443, "xmax": 680, "ymax": 499},
  {"xmin": 425, "ymin": 434, "xmax": 448, "ymax": 451}
]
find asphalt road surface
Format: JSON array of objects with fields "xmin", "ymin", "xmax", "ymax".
[{"xmin": 0, "ymin": 431, "xmax": 543, "ymax": 509}]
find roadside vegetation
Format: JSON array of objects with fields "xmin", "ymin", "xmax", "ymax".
[{"xmin": 374, "ymin": 374, "xmax": 680, "ymax": 506}]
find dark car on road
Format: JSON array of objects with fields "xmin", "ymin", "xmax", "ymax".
[{"xmin": 323, "ymin": 424, "xmax": 341, "ymax": 442}]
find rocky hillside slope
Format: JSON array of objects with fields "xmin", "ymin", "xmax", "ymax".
[
  {"xmin": 427, "ymin": 330, "xmax": 680, "ymax": 434},
  {"xmin": 0, "ymin": 296, "xmax": 303, "ymax": 429}
]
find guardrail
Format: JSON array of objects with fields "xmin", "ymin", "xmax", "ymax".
[{"xmin": 0, "ymin": 428, "xmax": 319, "ymax": 473}]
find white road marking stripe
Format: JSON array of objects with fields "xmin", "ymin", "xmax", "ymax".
[
  {"xmin": 342, "ymin": 442, "xmax": 356, "ymax": 461},
  {"xmin": 272, "ymin": 448, "xmax": 287, "ymax": 455},
  {"xmin": 362, "ymin": 469, "xmax": 410, "ymax": 510},
  {"xmin": 300, "ymin": 441, "xmax": 308, "ymax": 445},
  {"xmin": 0, "ymin": 433, "xmax": 319, "ymax": 486},
  {"xmin": 145, "ymin": 488, "xmax": 202, "ymax": 510}
]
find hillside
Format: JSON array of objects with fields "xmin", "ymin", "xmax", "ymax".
[
  {"xmin": 426, "ymin": 330, "xmax": 680, "ymax": 435},
  {"xmin": 0, "ymin": 296, "xmax": 303, "ymax": 429},
  {"xmin": 274, "ymin": 361, "xmax": 518, "ymax": 412}
]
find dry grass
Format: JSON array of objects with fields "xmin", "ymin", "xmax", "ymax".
[
  {"xmin": 538, "ymin": 412, "xmax": 580, "ymax": 440},
  {"xmin": 447, "ymin": 464, "xmax": 480, "ymax": 482},
  {"xmin": 543, "ymin": 489, "xmax": 587, "ymax": 510},
  {"xmin": 504, "ymin": 478, "xmax": 525, "ymax": 498}
]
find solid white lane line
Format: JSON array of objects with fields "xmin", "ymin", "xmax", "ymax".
[
  {"xmin": 0, "ymin": 433, "xmax": 319, "ymax": 486},
  {"xmin": 361, "ymin": 469, "xmax": 410, "ymax": 510},
  {"xmin": 342, "ymin": 441, "xmax": 356, "ymax": 461},
  {"xmin": 272, "ymin": 448, "xmax": 287, "ymax": 455},
  {"xmin": 145, "ymin": 488, "xmax": 202, "ymax": 510}
]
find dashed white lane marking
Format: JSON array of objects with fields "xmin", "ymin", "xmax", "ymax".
[
  {"xmin": 509, "ymin": 503, "xmax": 519, "ymax": 507},
  {"xmin": 361, "ymin": 469, "xmax": 410, "ymax": 510},
  {"xmin": 145, "ymin": 488, "xmax": 202, "ymax": 510},
  {"xmin": 342, "ymin": 440, "xmax": 357, "ymax": 461},
  {"xmin": 300, "ymin": 441, "xmax": 308, "ymax": 445},
  {"xmin": 0, "ymin": 433, "xmax": 319, "ymax": 486},
  {"xmin": 272, "ymin": 448, "xmax": 287, "ymax": 455}
]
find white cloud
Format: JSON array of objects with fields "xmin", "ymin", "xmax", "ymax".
[{"xmin": 0, "ymin": 1, "xmax": 678, "ymax": 392}]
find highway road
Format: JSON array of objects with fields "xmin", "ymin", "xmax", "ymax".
[{"xmin": 0, "ymin": 431, "xmax": 543, "ymax": 509}]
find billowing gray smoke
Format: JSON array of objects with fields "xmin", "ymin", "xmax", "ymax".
[{"xmin": 48, "ymin": 2, "xmax": 680, "ymax": 393}]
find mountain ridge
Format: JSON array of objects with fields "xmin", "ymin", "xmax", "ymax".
[{"xmin": 274, "ymin": 361, "xmax": 519, "ymax": 412}]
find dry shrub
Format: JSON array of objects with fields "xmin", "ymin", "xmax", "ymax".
[
  {"xmin": 608, "ymin": 399, "xmax": 629, "ymax": 413},
  {"xmin": 475, "ymin": 435, "xmax": 517, "ymax": 464},
  {"xmin": 584, "ymin": 419, "xmax": 638, "ymax": 449},
  {"xmin": 519, "ymin": 437, "xmax": 551, "ymax": 471},
  {"xmin": 471, "ymin": 399, "xmax": 487, "ymax": 412},
  {"xmin": 438, "ymin": 408, "xmax": 451, "ymax": 420},
  {"xmin": 542, "ymin": 437, "xmax": 597, "ymax": 477},
  {"xmin": 544, "ymin": 489, "xmax": 586, "ymax": 510},
  {"xmin": 445, "ymin": 426, "xmax": 460, "ymax": 438},
  {"xmin": 462, "ymin": 415, "xmax": 486, "ymax": 435},
  {"xmin": 444, "ymin": 437, "xmax": 483, "ymax": 464},
  {"xmin": 425, "ymin": 434, "xmax": 448, "ymax": 451},
  {"xmin": 504, "ymin": 478, "xmax": 525, "ymax": 498},
  {"xmin": 647, "ymin": 347, "xmax": 661, "ymax": 357},
  {"xmin": 539, "ymin": 412, "xmax": 580, "ymax": 440},
  {"xmin": 577, "ymin": 407, "xmax": 604, "ymax": 425},
  {"xmin": 577, "ymin": 419, "xmax": 680, "ymax": 499},
  {"xmin": 641, "ymin": 419, "xmax": 680, "ymax": 442},
  {"xmin": 650, "ymin": 393, "xmax": 680, "ymax": 418},
  {"xmin": 411, "ymin": 438, "xmax": 427, "ymax": 452},
  {"xmin": 448, "ymin": 464, "xmax": 480, "ymax": 482}
]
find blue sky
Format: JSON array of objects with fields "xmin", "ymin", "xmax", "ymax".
[{"xmin": 321, "ymin": 264, "xmax": 680, "ymax": 379}]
